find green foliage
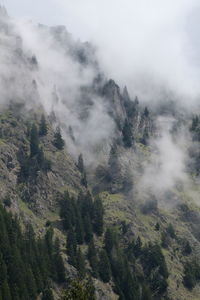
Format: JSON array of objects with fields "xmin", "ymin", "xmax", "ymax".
[
  {"xmin": 142, "ymin": 243, "xmax": 169, "ymax": 294},
  {"xmin": 77, "ymin": 154, "xmax": 88, "ymax": 187},
  {"xmin": 122, "ymin": 119, "xmax": 133, "ymax": 148},
  {"xmin": 66, "ymin": 227, "xmax": 77, "ymax": 267},
  {"xmin": 0, "ymin": 204, "xmax": 65, "ymax": 299},
  {"xmin": 76, "ymin": 247, "xmax": 86, "ymax": 279},
  {"xmin": 183, "ymin": 240, "xmax": 192, "ymax": 256},
  {"xmin": 18, "ymin": 123, "xmax": 51, "ymax": 182},
  {"xmin": 77, "ymin": 154, "xmax": 84, "ymax": 173},
  {"xmin": 98, "ymin": 250, "xmax": 111, "ymax": 283},
  {"xmin": 61, "ymin": 277, "xmax": 95, "ymax": 300},
  {"xmin": 42, "ymin": 287, "xmax": 54, "ymax": 300},
  {"xmin": 39, "ymin": 114, "xmax": 48, "ymax": 136},
  {"xmin": 166, "ymin": 223, "xmax": 176, "ymax": 239},
  {"xmin": 87, "ymin": 239, "xmax": 98, "ymax": 277},
  {"xmin": 93, "ymin": 196, "xmax": 104, "ymax": 236},
  {"xmin": 30, "ymin": 124, "xmax": 39, "ymax": 157},
  {"xmin": 184, "ymin": 260, "xmax": 200, "ymax": 289},
  {"xmin": 144, "ymin": 107, "xmax": 149, "ymax": 117},
  {"xmin": 3, "ymin": 195, "xmax": 11, "ymax": 207},
  {"xmin": 155, "ymin": 222, "xmax": 160, "ymax": 231},
  {"xmin": 191, "ymin": 115, "xmax": 199, "ymax": 131},
  {"xmin": 140, "ymin": 129, "xmax": 149, "ymax": 146},
  {"xmin": 161, "ymin": 231, "xmax": 170, "ymax": 249},
  {"xmin": 104, "ymin": 227, "xmax": 117, "ymax": 255},
  {"xmin": 53, "ymin": 127, "xmax": 65, "ymax": 150},
  {"xmin": 141, "ymin": 198, "xmax": 158, "ymax": 214}
]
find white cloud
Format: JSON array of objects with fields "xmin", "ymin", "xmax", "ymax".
[{"xmin": 54, "ymin": 0, "xmax": 200, "ymax": 102}]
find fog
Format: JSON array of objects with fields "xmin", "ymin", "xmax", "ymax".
[
  {"xmin": 138, "ymin": 116, "xmax": 189, "ymax": 201},
  {"xmin": 0, "ymin": 2, "xmax": 200, "ymax": 203},
  {"xmin": 54, "ymin": 0, "xmax": 200, "ymax": 103}
]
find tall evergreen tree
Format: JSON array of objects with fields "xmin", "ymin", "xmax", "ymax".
[
  {"xmin": 122, "ymin": 119, "xmax": 133, "ymax": 148},
  {"xmin": 66, "ymin": 228, "xmax": 77, "ymax": 267},
  {"xmin": 53, "ymin": 127, "xmax": 65, "ymax": 150},
  {"xmin": 76, "ymin": 248, "xmax": 86, "ymax": 279},
  {"xmin": 54, "ymin": 238, "xmax": 66, "ymax": 283},
  {"xmin": 42, "ymin": 287, "xmax": 54, "ymax": 300},
  {"xmin": 87, "ymin": 239, "xmax": 98, "ymax": 277},
  {"xmin": 1, "ymin": 280, "xmax": 12, "ymax": 300},
  {"xmin": 93, "ymin": 196, "xmax": 104, "ymax": 236},
  {"xmin": 77, "ymin": 154, "xmax": 84, "ymax": 173},
  {"xmin": 83, "ymin": 214, "xmax": 93, "ymax": 244},
  {"xmin": 39, "ymin": 114, "xmax": 48, "ymax": 136},
  {"xmin": 30, "ymin": 124, "xmax": 39, "ymax": 157},
  {"xmin": 98, "ymin": 250, "xmax": 111, "ymax": 283}
]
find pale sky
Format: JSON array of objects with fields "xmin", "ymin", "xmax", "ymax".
[{"xmin": 2, "ymin": 0, "xmax": 200, "ymax": 100}]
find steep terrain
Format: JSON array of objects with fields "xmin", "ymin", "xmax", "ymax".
[{"xmin": 1, "ymin": 5, "xmax": 200, "ymax": 300}]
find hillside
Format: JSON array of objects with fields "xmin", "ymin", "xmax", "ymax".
[{"xmin": 1, "ymin": 5, "xmax": 200, "ymax": 300}]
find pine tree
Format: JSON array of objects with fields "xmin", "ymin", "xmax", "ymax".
[
  {"xmin": 42, "ymin": 287, "xmax": 54, "ymax": 300},
  {"xmin": 87, "ymin": 239, "xmax": 98, "ymax": 277},
  {"xmin": 81, "ymin": 171, "xmax": 88, "ymax": 188},
  {"xmin": 1, "ymin": 280, "xmax": 12, "ymax": 300},
  {"xmin": 83, "ymin": 214, "xmax": 93, "ymax": 244},
  {"xmin": 54, "ymin": 238, "xmax": 66, "ymax": 283},
  {"xmin": 133, "ymin": 236, "xmax": 142, "ymax": 258},
  {"xmin": 98, "ymin": 250, "xmax": 111, "ymax": 283},
  {"xmin": 77, "ymin": 154, "xmax": 84, "ymax": 173},
  {"xmin": 166, "ymin": 223, "xmax": 176, "ymax": 239},
  {"xmin": 122, "ymin": 119, "xmax": 133, "ymax": 148},
  {"xmin": 30, "ymin": 124, "xmax": 39, "ymax": 157},
  {"xmin": 66, "ymin": 228, "xmax": 77, "ymax": 267},
  {"xmin": 0, "ymin": 252, "xmax": 7, "ymax": 285},
  {"xmin": 191, "ymin": 115, "xmax": 199, "ymax": 131},
  {"xmin": 184, "ymin": 241, "xmax": 192, "ymax": 256},
  {"xmin": 26, "ymin": 266, "xmax": 37, "ymax": 299},
  {"xmin": 155, "ymin": 222, "xmax": 160, "ymax": 231},
  {"xmin": 39, "ymin": 114, "xmax": 48, "ymax": 136},
  {"xmin": 61, "ymin": 278, "xmax": 95, "ymax": 300},
  {"xmin": 93, "ymin": 196, "xmax": 104, "ymax": 236},
  {"xmin": 75, "ymin": 213, "xmax": 84, "ymax": 245},
  {"xmin": 141, "ymin": 285, "xmax": 152, "ymax": 300},
  {"xmin": 76, "ymin": 248, "xmax": 85, "ymax": 278},
  {"xmin": 144, "ymin": 107, "xmax": 149, "ymax": 117},
  {"xmin": 53, "ymin": 127, "xmax": 65, "ymax": 150},
  {"xmin": 104, "ymin": 228, "xmax": 116, "ymax": 255}
]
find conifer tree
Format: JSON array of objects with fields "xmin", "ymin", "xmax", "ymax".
[
  {"xmin": 98, "ymin": 250, "xmax": 111, "ymax": 283},
  {"xmin": 133, "ymin": 236, "xmax": 142, "ymax": 258},
  {"xmin": 104, "ymin": 228, "xmax": 116, "ymax": 255},
  {"xmin": 30, "ymin": 124, "xmax": 39, "ymax": 157},
  {"xmin": 42, "ymin": 287, "xmax": 54, "ymax": 300},
  {"xmin": 75, "ymin": 213, "xmax": 84, "ymax": 245},
  {"xmin": 76, "ymin": 248, "xmax": 86, "ymax": 278},
  {"xmin": 66, "ymin": 228, "xmax": 77, "ymax": 267},
  {"xmin": 39, "ymin": 114, "xmax": 48, "ymax": 136},
  {"xmin": 83, "ymin": 214, "xmax": 93, "ymax": 244},
  {"xmin": 54, "ymin": 238, "xmax": 66, "ymax": 283},
  {"xmin": 122, "ymin": 119, "xmax": 133, "ymax": 148},
  {"xmin": 144, "ymin": 107, "xmax": 149, "ymax": 117},
  {"xmin": 53, "ymin": 127, "xmax": 65, "ymax": 150},
  {"xmin": 93, "ymin": 196, "xmax": 104, "ymax": 236},
  {"xmin": 1, "ymin": 280, "xmax": 12, "ymax": 300},
  {"xmin": 77, "ymin": 154, "xmax": 84, "ymax": 173},
  {"xmin": 87, "ymin": 239, "xmax": 98, "ymax": 277}
]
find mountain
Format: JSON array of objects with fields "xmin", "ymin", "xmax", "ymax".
[{"xmin": 1, "ymin": 5, "xmax": 200, "ymax": 300}]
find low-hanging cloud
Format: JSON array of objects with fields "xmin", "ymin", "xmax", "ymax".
[
  {"xmin": 138, "ymin": 116, "xmax": 189, "ymax": 203},
  {"xmin": 55, "ymin": 0, "xmax": 200, "ymax": 103},
  {"xmin": 0, "ymin": 11, "xmax": 116, "ymax": 165}
]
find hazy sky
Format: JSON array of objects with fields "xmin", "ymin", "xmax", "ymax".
[{"xmin": 2, "ymin": 0, "xmax": 200, "ymax": 101}]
